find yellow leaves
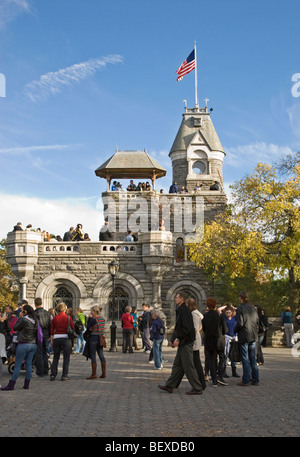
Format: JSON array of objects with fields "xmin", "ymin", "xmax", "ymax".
[{"xmin": 188, "ymin": 159, "xmax": 300, "ymax": 288}]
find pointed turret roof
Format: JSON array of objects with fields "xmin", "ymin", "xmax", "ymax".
[{"xmin": 170, "ymin": 108, "xmax": 224, "ymax": 155}]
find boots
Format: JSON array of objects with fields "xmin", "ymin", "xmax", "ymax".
[
  {"xmin": 86, "ymin": 362, "xmax": 97, "ymax": 379},
  {"xmin": 232, "ymin": 366, "xmax": 240, "ymax": 377},
  {"xmin": 1, "ymin": 380, "xmax": 16, "ymax": 391},
  {"xmin": 23, "ymin": 379, "xmax": 30, "ymax": 389},
  {"xmin": 99, "ymin": 362, "xmax": 106, "ymax": 378}
]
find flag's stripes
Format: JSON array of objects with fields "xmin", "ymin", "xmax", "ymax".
[{"xmin": 176, "ymin": 50, "xmax": 195, "ymax": 81}]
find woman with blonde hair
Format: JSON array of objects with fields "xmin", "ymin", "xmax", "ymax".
[
  {"xmin": 85, "ymin": 306, "xmax": 106, "ymax": 379},
  {"xmin": 49, "ymin": 302, "xmax": 75, "ymax": 381}
]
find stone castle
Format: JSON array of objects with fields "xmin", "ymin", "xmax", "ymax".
[{"xmin": 6, "ymin": 104, "xmax": 227, "ymax": 331}]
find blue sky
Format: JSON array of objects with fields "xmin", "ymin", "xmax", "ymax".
[{"xmin": 1, "ymin": 0, "xmax": 300, "ymax": 240}]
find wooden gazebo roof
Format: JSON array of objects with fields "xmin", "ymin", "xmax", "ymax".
[{"xmin": 95, "ymin": 149, "xmax": 166, "ymax": 189}]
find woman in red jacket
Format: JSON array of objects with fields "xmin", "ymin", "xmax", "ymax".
[
  {"xmin": 50, "ymin": 302, "xmax": 75, "ymax": 381},
  {"xmin": 121, "ymin": 306, "xmax": 134, "ymax": 353}
]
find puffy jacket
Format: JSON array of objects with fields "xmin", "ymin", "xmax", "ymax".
[
  {"xmin": 14, "ymin": 316, "xmax": 37, "ymax": 344},
  {"xmin": 234, "ymin": 302, "xmax": 259, "ymax": 344}
]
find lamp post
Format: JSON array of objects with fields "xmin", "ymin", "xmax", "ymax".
[{"xmin": 108, "ymin": 259, "xmax": 119, "ymax": 352}]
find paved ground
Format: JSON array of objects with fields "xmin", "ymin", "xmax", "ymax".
[{"xmin": 0, "ymin": 345, "xmax": 299, "ymax": 441}]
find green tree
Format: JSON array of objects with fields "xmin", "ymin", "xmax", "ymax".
[
  {"xmin": 188, "ymin": 160, "xmax": 300, "ymax": 310},
  {"xmin": 0, "ymin": 239, "xmax": 19, "ymax": 311}
]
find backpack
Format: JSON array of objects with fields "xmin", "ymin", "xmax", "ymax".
[
  {"xmin": 74, "ymin": 320, "xmax": 85, "ymax": 335},
  {"xmin": 159, "ymin": 320, "xmax": 166, "ymax": 335}
]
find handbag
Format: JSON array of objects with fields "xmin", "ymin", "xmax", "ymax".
[
  {"xmin": 67, "ymin": 316, "xmax": 76, "ymax": 340},
  {"xmin": 228, "ymin": 340, "xmax": 241, "ymax": 362}
]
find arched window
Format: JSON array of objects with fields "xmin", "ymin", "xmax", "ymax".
[
  {"xmin": 52, "ymin": 286, "xmax": 73, "ymax": 309},
  {"xmin": 108, "ymin": 287, "xmax": 129, "ymax": 320},
  {"xmin": 176, "ymin": 237, "xmax": 185, "ymax": 262}
]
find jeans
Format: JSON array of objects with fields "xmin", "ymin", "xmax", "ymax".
[
  {"xmin": 256, "ymin": 334, "xmax": 264, "ymax": 364},
  {"xmin": 152, "ymin": 338, "xmax": 163, "ymax": 368},
  {"xmin": 75, "ymin": 332, "xmax": 86, "ymax": 353},
  {"xmin": 51, "ymin": 338, "xmax": 72, "ymax": 378},
  {"xmin": 239, "ymin": 341, "xmax": 259, "ymax": 384},
  {"xmin": 12, "ymin": 343, "xmax": 37, "ymax": 382},
  {"xmin": 142, "ymin": 328, "xmax": 151, "ymax": 352},
  {"xmin": 89, "ymin": 335, "xmax": 106, "ymax": 363},
  {"xmin": 284, "ymin": 323, "xmax": 294, "ymax": 347}
]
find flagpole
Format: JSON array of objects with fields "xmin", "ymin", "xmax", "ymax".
[{"xmin": 194, "ymin": 41, "xmax": 199, "ymax": 109}]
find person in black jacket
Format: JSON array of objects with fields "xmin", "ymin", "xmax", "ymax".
[
  {"xmin": 202, "ymin": 297, "xmax": 228, "ymax": 387},
  {"xmin": 1, "ymin": 305, "xmax": 38, "ymax": 391},
  {"xmin": 234, "ymin": 291, "xmax": 259, "ymax": 386},
  {"xmin": 34, "ymin": 298, "xmax": 51, "ymax": 377},
  {"xmin": 158, "ymin": 292, "xmax": 203, "ymax": 395}
]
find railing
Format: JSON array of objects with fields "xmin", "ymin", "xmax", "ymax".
[{"xmin": 41, "ymin": 241, "xmax": 140, "ymax": 254}]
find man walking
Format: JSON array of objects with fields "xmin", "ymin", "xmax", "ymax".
[
  {"xmin": 158, "ymin": 292, "xmax": 203, "ymax": 395},
  {"xmin": 139, "ymin": 303, "xmax": 152, "ymax": 353},
  {"xmin": 234, "ymin": 291, "xmax": 259, "ymax": 386},
  {"xmin": 34, "ymin": 298, "xmax": 51, "ymax": 377}
]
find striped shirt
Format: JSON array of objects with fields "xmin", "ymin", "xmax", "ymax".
[{"xmin": 89, "ymin": 316, "xmax": 105, "ymax": 335}]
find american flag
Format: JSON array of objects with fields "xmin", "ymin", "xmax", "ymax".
[{"xmin": 176, "ymin": 50, "xmax": 195, "ymax": 82}]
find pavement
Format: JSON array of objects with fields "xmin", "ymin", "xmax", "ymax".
[{"xmin": 0, "ymin": 344, "xmax": 299, "ymax": 442}]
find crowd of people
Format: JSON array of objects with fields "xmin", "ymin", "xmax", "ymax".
[
  {"xmin": 1, "ymin": 293, "xmax": 298, "ymax": 392},
  {"xmin": 109, "ymin": 179, "xmax": 221, "ymax": 194},
  {"xmin": 13, "ymin": 222, "xmax": 91, "ymax": 243}
]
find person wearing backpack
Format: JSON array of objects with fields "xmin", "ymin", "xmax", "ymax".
[
  {"xmin": 150, "ymin": 309, "xmax": 165, "ymax": 369},
  {"xmin": 74, "ymin": 308, "xmax": 86, "ymax": 354}
]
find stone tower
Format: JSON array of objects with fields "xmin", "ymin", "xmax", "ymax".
[{"xmin": 170, "ymin": 105, "xmax": 225, "ymax": 192}]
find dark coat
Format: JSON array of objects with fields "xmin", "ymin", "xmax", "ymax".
[
  {"xmin": 234, "ymin": 302, "xmax": 259, "ymax": 344},
  {"xmin": 202, "ymin": 310, "xmax": 227, "ymax": 353},
  {"xmin": 14, "ymin": 317, "xmax": 37, "ymax": 344},
  {"xmin": 35, "ymin": 308, "xmax": 52, "ymax": 338},
  {"xmin": 171, "ymin": 303, "xmax": 195, "ymax": 346}
]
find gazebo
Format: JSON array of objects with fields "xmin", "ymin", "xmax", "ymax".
[{"xmin": 95, "ymin": 149, "xmax": 166, "ymax": 190}]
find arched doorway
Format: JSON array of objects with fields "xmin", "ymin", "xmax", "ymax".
[
  {"xmin": 108, "ymin": 286, "xmax": 129, "ymax": 320},
  {"xmin": 52, "ymin": 286, "xmax": 73, "ymax": 309}
]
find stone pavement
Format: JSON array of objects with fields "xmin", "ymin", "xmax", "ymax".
[{"xmin": 0, "ymin": 345, "xmax": 299, "ymax": 439}]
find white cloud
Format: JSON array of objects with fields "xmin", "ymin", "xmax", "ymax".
[
  {"xmin": 225, "ymin": 141, "xmax": 293, "ymax": 168},
  {"xmin": 0, "ymin": 143, "xmax": 80, "ymax": 155},
  {"xmin": 24, "ymin": 55, "xmax": 124, "ymax": 102},
  {"xmin": 0, "ymin": 194, "xmax": 103, "ymax": 241},
  {"xmin": 0, "ymin": 0, "xmax": 33, "ymax": 28}
]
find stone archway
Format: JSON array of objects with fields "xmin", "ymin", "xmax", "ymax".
[
  {"xmin": 93, "ymin": 272, "xmax": 144, "ymax": 321},
  {"xmin": 35, "ymin": 272, "xmax": 88, "ymax": 312},
  {"xmin": 166, "ymin": 280, "xmax": 207, "ymax": 326}
]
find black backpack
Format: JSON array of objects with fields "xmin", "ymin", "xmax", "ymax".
[
  {"xmin": 74, "ymin": 320, "xmax": 84, "ymax": 334},
  {"xmin": 159, "ymin": 319, "xmax": 166, "ymax": 335}
]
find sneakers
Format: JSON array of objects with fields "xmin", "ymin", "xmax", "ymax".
[
  {"xmin": 217, "ymin": 377, "xmax": 228, "ymax": 386},
  {"xmin": 61, "ymin": 376, "xmax": 69, "ymax": 381}
]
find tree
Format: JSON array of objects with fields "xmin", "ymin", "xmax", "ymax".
[
  {"xmin": 188, "ymin": 160, "xmax": 300, "ymax": 310},
  {"xmin": 0, "ymin": 239, "xmax": 19, "ymax": 311}
]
